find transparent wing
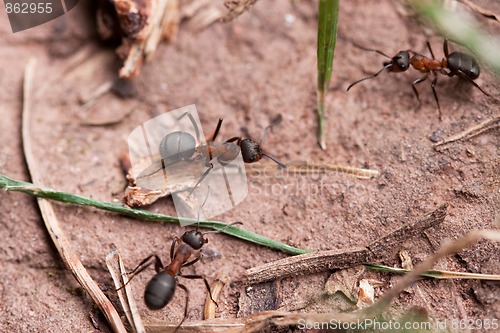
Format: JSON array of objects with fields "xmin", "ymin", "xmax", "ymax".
[
  {"xmin": 135, "ymin": 156, "xmax": 205, "ymax": 191},
  {"xmin": 126, "ymin": 105, "xmax": 248, "ymax": 224}
]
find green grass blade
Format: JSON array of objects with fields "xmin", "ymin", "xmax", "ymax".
[
  {"xmin": 317, "ymin": 0, "xmax": 339, "ymax": 150},
  {"xmin": 365, "ymin": 264, "xmax": 500, "ymax": 280},
  {"xmin": 0, "ymin": 174, "xmax": 309, "ymax": 255}
]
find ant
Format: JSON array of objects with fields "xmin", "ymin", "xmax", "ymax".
[
  {"xmin": 347, "ymin": 39, "xmax": 490, "ymax": 120},
  {"xmin": 159, "ymin": 112, "xmax": 286, "ymax": 167},
  {"xmin": 120, "ymin": 188, "xmax": 241, "ymax": 329},
  {"xmin": 146, "ymin": 112, "xmax": 286, "ymax": 194}
]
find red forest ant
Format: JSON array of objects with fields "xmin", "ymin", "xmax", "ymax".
[
  {"xmin": 119, "ymin": 188, "xmax": 241, "ymax": 329},
  {"xmin": 347, "ymin": 39, "xmax": 490, "ymax": 120},
  {"xmin": 157, "ymin": 112, "xmax": 286, "ymax": 194},
  {"xmin": 159, "ymin": 112, "xmax": 286, "ymax": 167},
  {"xmin": 137, "ymin": 112, "xmax": 286, "ymax": 193}
]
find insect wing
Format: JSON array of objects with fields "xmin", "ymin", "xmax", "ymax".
[
  {"xmin": 127, "ymin": 105, "xmax": 206, "ymax": 191},
  {"xmin": 135, "ymin": 158, "xmax": 205, "ymax": 191},
  {"xmin": 172, "ymin": 148, "xmax": 248, "ymax": 226}
]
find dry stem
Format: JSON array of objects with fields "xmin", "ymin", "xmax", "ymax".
[{"xmin": 22, "ymin": 59, "xmax": 127, "ymax": 333}]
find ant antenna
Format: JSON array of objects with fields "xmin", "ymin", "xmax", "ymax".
[
  {"xmin": 259, "ymin": 115, "xmax": 286, "ymax": 168},
  {"xmin": 351, "ymin": 42, "xmax": 392, "ymax": 59},
  {"xmin": 262, "ymin": 152, "xmax": 287, "ymax": 169},
  {"xmin": 347, "ymin": 63, "xmax": 392, "ymax": 91},
  {"xmin": 203, "ymin": 221, "xmax": 243, "ymax": 236},
  {"xmin": 260, "ymin": 114, "xmax": 283, "ymax": 145}
]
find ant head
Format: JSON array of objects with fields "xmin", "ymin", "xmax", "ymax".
[
  {"xmin": 159, "ymin": 131, "xmax": 196, "ymax": 161},
  {"xmin": 384, "ymin": 51, "xmax": 410, "ymax": 73},
  {"xmin": 239, "ymin": 139, "xmax": 263, "ymax": 164},
  {"xmin": 181, "ymin": 230, "xmax": 207, "ymax": 250},
  {"xmin": 347, "ymin": 50, "xmax": 410, "ymax": 92}
]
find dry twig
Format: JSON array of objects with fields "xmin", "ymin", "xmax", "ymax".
[
  {"xmin": 242, "ymin": 204, "xmax": 447, "ymax": 285},
  {"xmin": 221, "ymin": 0, "xmax": 259, "ymax": 22},
  {"xmin": 364, "ymin": 229, "xmax": 500, "ymax": 315},
  {"xmin": 434, "ymin": 115, "xmax": 500, "ymax": 147},
  {"xmin": 253, "ymin": 230, "xmax": 500, "ymax": 330},
  {"xmin": 204, "ymin": 273, "xmax": 229, "ymax": 320},
  {"xmin": 246, "ymin": 161, "xmax": 379, "ymax": 179},
  {"xmin": 106, "ymin": 250, "xmax": 146, "ymax": 333},
  {"xmin": 22, "ymin": 59, "xmax": 127, "ymax": 333},
  {"xmin": 458, "ymin": 0, "xmax": 500, "ymax": 22}
]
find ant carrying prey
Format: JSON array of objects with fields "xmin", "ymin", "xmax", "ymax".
[
  {"xmin": 159, "ymin": 113, "xmax": 286, "ymax": 168},
  {"xmin": 136, "ymin": 112, "xmax": 286, "ymax": 196},
  {"xmin": 120, "ymin": 188, "xmax": 241, "ymax": 329},
  {"xmin": 347, "ymin": 39, "xmax": 490, "ymax": 120},
  {"xmin": 180, "ymin": 114, "xmax": 287, "ymax": 194}
]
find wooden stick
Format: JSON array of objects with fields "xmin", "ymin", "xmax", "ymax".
[
  {"xmin": 434, "ymin": 115, "xmax": 500, "ymax": 147},
  {"xmin": 22, "ymin": 59, "xmax": 127, "ymax": 333},
  {"xmin": 241, "ymin": 204, "xmax": 447, "ymax": 285}
]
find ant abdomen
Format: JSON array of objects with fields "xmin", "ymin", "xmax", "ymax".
[
  {"xmin": 446, "ymin": 52, "xmax": 480, "ymax": 80},
  {"xmin": 159, "ymin": 131, "xmax": 196, "ymax": 161},
  {"xmin": 144, "ymin": 272, "xmax": 176, "ymax": 310}
]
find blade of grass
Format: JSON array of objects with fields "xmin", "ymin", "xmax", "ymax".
[
  {"xmin": 365, "ymin": 264, "xmax": 500, "ymax": 280},
  {"xmin": 317, "ymin": 0, "xmax": 339, "ymax": 150},
  {"xmin": 0, "ymin": 174, "xmax": 308, "ymax": 255}
]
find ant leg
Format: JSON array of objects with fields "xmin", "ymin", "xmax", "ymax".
[
  {"xmin": 117, "ymin": 254, "xmax": 164, "ymax": 290},
  {"xmin": 170, "ymin": 237, "xmax": 180, "ymax": 261},
  {"xmin": 129, "ymin": 254, "xmax": 164, "ymax": 275},
  {"xmin": 206, "ymin": 118, "xmax": 223, "ymax": 142},
  {"xmin": 220, "ymin": 167, "xmax": 236, "ymax": 207},
  {"xmin": 177, "ymin": 112, "xmax": 201, "ymax": 144},
  {"xmin": 180, "ymin": 274, "xmax": 218, "ymax": 307},
  {"xmin": 161, "ymin": 159, "xmax": 168, "ymax": 185},
  {"xmin": 457, "ymin": 72, "xmax": 491, "ymax": 97},
  {"xmin": 426, "ymin": 41, "xmax": 436, "ymax": 59},
  {"xmin": 430, "ymin": 76, "xmax": 442, "ymax": 121},
  {"xmin": 194, "ymin": 185, "xmax": 211, "ymax": 226},
  {"xmin": 188, "ymin": 163, "xmax": 214, "ymax": 197},
  {"xmin": 440, "ymin": 68, "xmax": 451, "ymax": 76},
  {"xmin": 182, "ymin": 253, "xmax": 202, "ymax": 268},
  {"xmin": 173, "ymin": 283, "xmax": 190, "ymax": 333},
  {"xmin": 224, "ymin": 136, "xmax": 241, "ymax": 144},
  {"xmin": 411, "ymin": 74, "xmax": 428, "ymax": 110}
]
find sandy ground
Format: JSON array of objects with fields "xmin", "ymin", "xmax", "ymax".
[{"xmin": 0, "ymin": 1, "xmax": 498, "ymax": 332}]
